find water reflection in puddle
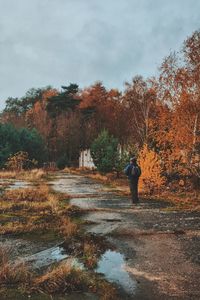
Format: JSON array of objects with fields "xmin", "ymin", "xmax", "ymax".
[
  {"xmin": 24, "ymin": 246, "xmax": 136, "ymax": 294},
  {"xmin": 96, "ymin": 250, "xmax": 136, "ymax": 293}
]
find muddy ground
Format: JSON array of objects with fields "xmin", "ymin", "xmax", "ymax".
[{"xmin": 51, "ymin": 172, "xmax": 200, "ymax": 300}]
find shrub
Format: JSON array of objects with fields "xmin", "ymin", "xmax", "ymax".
[
  {"xmin": 6, "ymin": 151, "xmax": 38, "ymax": 171},
  {"xmin": 0, "ymin": 123, "xmax": 46, "ymax": 168},
  {"xmin": 91, "ymin": 130, "xmax": 118, "ymax": 173},
  {"xmin": 138, "ymin": 144, "xmax": 165, "ymax": 194}
]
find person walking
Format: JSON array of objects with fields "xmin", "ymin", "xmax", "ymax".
[{"xmin": 124, "ymin": 157, "xmax": 141, "ymax": 204}]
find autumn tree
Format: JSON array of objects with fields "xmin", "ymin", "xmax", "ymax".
[
  {"xmin": 46, "ymin": 84, "xmax": 80, "ymax": 116},
  {"xmin": 6, "ymin": 151, "xmax": 37, "ymax": 171},
  {"xmin": 183, "ymin": 30, "xmax": 200, "ymax": 179},
  {"xmin": 2, "ymin": 87, "xmax": 54, "ymax": 129},
  {"xmin": 56, "ymin": 111, "xmax": 81, "ymax": 166},
  {"xmin": 122, "ymin": 76, "xmax": 156, "ymax": 147},
  {"xmin": 45, "ymin": 84, "xmax": 81, "ymax": 162},
  {"xmin": 26, "ymin": 88, "xmax": 58, "ymax": 161},
  {"xmin": 157, "ymin": 31, "xmax": 200, "ymax": 184}
]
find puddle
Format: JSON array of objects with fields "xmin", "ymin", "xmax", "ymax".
[
  {"xmin": 96, "ymin": 250, "xmax": 136, "ymax": 294},
  {"xmin": 24, "ymin": 241, "xmax": 135, "ymax": 293},
  {"xmin": 24, "ymin": 245, "xmax": 68, "ymax": 269}
]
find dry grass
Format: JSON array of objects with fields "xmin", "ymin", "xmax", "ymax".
[
  {"xmin": 23, "ymin": 169, "xmax": 46, "ymax": 181},
  {"xmin": 81, "ymin": 235, "xmax": 113, "ymax": 271},
  {"xmin": 0, "ymin": 170, "xmax": 119, "ymax": 299},
  {"xmin": 0, "ymin": 246, "xmax": 31, "ymax": 285},
  {"xmin": 0, "ymin": 246, "xmax": 119, "ymax": 300},
  {"xmin": 0, "ymin": 220, "xmax": 53, "ymax": 235},
  {"xmin": 83, "ymin": 242, "xmax": 99, "ymax": 269},
  {"xmin": 60, "ymin": 217, "xmax": 78, "ymax": 239},
  {"xmin": 0, "ymin": 200, "xmax": 54, "ymax": 215},
  {"xmin": 158, "ymin": 191, "xmax": 200, "ymax": 210},
  {"xmin": 30, "ymin": 259, "xmax": 118, "ymax": 299},
  {"xmin": 2, "ymin": 185, "xmax": 50, "ymax": 202},
  {"xmin": 61, "ymin": 234, "xmax": 112, "ymax": 270},
  {"xmin": 0, "ymin": 186, "xmax": 60, "ymax": 234},
  {"xmin": 0, "ymin": 245, "xmax": 118, "ymax": 299},
  {"xmin": 0, "ymin": 186, "xmax": 63, "ymax": 215},
  {"xmin": 0, "ymin": 169, "xmax": 46, "ymax": 181},
  {"xmin": 98, "ymin": 281, "xmax": 119, "ymax": 300},
  {"xmin": 48, "ymin": 193, "xmax": 60, "ymax": 214},
  {"xmin": 0, "ymin": 185, "xmax": 72, "ymax": 235},
  {"xmin": 0, "ymin": 182, "xmax": 77, "ymax": 236},
  {"xmin": 31, "ymin": 260, "xmax": 83, "ymax": 294},
  {"xmin": 0, "ymin": 171, "xmax": 17, "ymax": 179}
]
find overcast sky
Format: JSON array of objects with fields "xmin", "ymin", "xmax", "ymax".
[{"xmin": 0, "ymin": 0, "xmax": 200, "ymax": 109}]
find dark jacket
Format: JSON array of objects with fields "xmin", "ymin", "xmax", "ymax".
[{"xmin": 124, "ymin": 163, "xmax": 141, "ymax": 180}]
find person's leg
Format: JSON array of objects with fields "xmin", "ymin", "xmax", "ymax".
[
  {"xmin": 129, "ymin": 180, "xmax": 134, "ymax": 203},
  {"xmin": 129, "ymin": 179, "xmax": 139, "ymax": 203},
  {"xmin": 132, "ymin": 179, "xmax": 139, "ymax": 203}
]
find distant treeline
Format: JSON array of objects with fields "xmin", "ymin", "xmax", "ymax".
[{"xmin": 0, "ymin": 31, "xmax": 199, "ymax": 186}]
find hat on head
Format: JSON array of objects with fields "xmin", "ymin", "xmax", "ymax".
[{"xmin": 130, "ymin": 157, "xmax": 137, "ymax": 163}]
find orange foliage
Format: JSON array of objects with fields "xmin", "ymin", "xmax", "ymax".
[{"xmin": 138, "ymin": 144, "xmax": 165, "ymax": 193}]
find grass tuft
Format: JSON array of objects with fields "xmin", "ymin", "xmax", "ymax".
[
  {"xmin": 60, "ymin": 217, "xmax": 78, "ymax": 239},
  {"xmin": 0, "ymin": 169, "xmax": 46, "ymax": 181},
  {"xmin": 0, "ymin": 246, "xmax": 31, "ymax": 285}
]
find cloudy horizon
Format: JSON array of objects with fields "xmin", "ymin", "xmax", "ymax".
[{"xmin": 0, "ymin": 0, "xmax": 200, "ymax": 109}]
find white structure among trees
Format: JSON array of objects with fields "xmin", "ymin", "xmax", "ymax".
[{"xmin": 79, "ymin": 149, "xmax": 95, "ymax": 169}]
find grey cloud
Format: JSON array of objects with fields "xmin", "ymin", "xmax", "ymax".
[{"xmin": 0, "ymin": 0, "xmax": 200, "ymax": 109}]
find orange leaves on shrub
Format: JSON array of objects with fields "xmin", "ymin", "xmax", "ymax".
[{"xmin": 138, "ymin": 144, "xmax": 165, "ymax": 194}]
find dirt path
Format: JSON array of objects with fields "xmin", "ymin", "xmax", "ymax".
[{"xmin": 52, "ymin": 172, "xmax": 200, "ymax": 300}]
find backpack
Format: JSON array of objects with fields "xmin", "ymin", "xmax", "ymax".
[
  {"xmin": 131, "ymin": 165, "xmax": 141, "ymax": 177},
  {"xmin": 124, "ymin": 165, "xmax": 130, "ymax": 176}
]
